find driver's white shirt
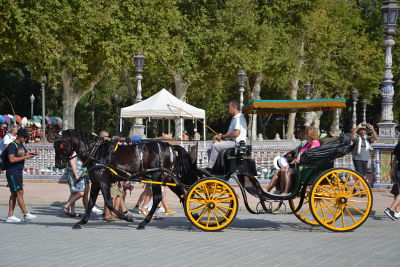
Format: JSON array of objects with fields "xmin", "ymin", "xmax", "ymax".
[{"xmin": 226, "ymin": 113, "xmax": 247, "ymax": 142}]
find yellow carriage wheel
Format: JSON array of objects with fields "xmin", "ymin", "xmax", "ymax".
[
  {"xmin": 184, "ymin": 178, "xmax": 238, "ymax": 231},
  {"xmin": 289, "ymin": 187, "xmax": 319, "ymax": 226},
  {"xmin": 289, "ymin": 186, "xmax": 340, "ymax": 226},
  {"xmin": 309, "ymin": 168, "xmax": 373, "ymax": 232}
]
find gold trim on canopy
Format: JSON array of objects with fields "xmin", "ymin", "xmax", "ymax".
[{"xmin": 242, "ymin": 99, "xmax": 346, "ymax": 114}]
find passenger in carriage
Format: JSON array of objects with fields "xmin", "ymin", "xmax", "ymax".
[
  {"xmin": 207, "ymin": 100, "xmax": 247, "ymax": 170},
  {"xmin": 267, "ymin": 126, "xmax": 320, "ymax": 195},
  {"xmin": 266, "ymin": 126, "xmax": 307, "ymax": 194}
]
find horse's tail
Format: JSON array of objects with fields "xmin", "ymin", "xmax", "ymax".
[{"xmin": 173, "ymin": 145, "xmax": 197, "ymax": 185}]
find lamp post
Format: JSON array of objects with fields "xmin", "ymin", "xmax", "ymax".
[
  {"xmin": 41, "ymin": 75, "xmax": 47, "ymax": 142},
  {"xmin": 30, "ymin": 94, "xmax": 35, "ymax": 119},
  {"xmin": 132, "ymin": 52, "xmax": 146, "ymax": 137},
  {"xmin": 361, "ymin": 99, "xmax": 367, "ymax": 123},
  {"xmin": 378, "ymin": 0, "xmax": 400, "ymax": 139},
  {"xmin": 304, "ymin": 81, "xmax": 312, "ymax": 126},
  {"xmin": 238, "ymin": 70, "xmax": 246, "ymax": 112},
  {"xmin": 351, "ymin": 89, "xmax": 359, "ymax": 129},
  {"xmin": 113, "ymin": 94, "xmax": 119, "ymax": 135}
]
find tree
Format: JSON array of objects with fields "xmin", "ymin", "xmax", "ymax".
[{"xmin": 0, "ymin": 0, "xmax": 180, "ymax": 129}]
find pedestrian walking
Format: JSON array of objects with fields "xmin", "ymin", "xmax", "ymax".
[
  {"xmin": 5, "ymin": 128, "xmax": 38, "ymax": 222},
  {"xmin": 62, "ymin": 151, "xmax": 89, "ymax": 217}
]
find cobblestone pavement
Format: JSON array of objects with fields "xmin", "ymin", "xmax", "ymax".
[{"xmin": 0, "ymin": 205, "xmax": 398, "ymax": 267}]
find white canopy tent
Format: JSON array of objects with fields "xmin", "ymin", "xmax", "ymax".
[{"xmin": 120, "ymin": 88, "xmax": 206, "ymax": 140}]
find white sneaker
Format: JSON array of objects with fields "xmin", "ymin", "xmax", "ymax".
[
  {"xmin": 23, "ymin": 212, "xmax": 37, "ymax": 221},
  {"xmin": 395, "ymin": 211, "xmax": 400, "ymax": 219},
  {"xmin": 157, "ymin": 207, "xmax": 165, "ymax": 213},
  {"xmin": 92, "ymin": 206, "xmax": 103, "ymax": 215},
  {"xmin": 6, "ymin": 215, "xmax": 21, "ymax": 223}
]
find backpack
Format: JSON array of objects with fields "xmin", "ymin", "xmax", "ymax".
[{"xmin": 0, "ymin": 142, "xmax": 19, "ymax": 171}]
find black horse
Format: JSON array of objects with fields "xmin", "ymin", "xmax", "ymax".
[{"xmin": 54, "ymin": 129, "xmax": 197, "ymax": 230}]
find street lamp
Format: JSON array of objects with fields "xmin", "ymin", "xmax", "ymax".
[
  {"xmin": 134, "ymin": 51, "xmax": 145, "ymax": 103},
  {"xmin": 351, "ymin": 89, "xmax": 359, "ymax": 129},
  {"xmin": 132, "ymin": 52, "xmax": 146, "ymax": 137},
  {"xmin": 361, "ymin": 99, "xmax": 368, "ymax": 123},
  {"xmin": 378, "ymin": 0, "xmax": 400, "ymax": 138},
  {"xmin": 238, "ymin": 70, "xmax": 246, "ymax": 112},
  {"xmin": 30, "ymin": 94, "xmax": 35, "ymax": 119},
  {"xmin": 41, "ymin": 75, "xmax": 47, "ymax": 142},
  {"xmin": 304, "ymin": 81, "xmax": 312, "ymax": 126},
  {"xmin": 113, "ymin": 94, "xmax": 119, "ymax": 135}
]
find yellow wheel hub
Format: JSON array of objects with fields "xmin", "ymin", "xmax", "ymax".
[
  {"xmin": 309, "ymin": 169, "xmax": 373, "ymax": 232},
  {"xmin": 184, "ymin": 178, "xmax": 238, "ymax": 231}
]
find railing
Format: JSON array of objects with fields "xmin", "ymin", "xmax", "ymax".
[{"xmin": 0, "ymin": 141, "xmax": 355, "ymax": 180}]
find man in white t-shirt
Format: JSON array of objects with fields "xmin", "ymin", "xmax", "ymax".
[
  {"xmin": 2, "ymin": 126, "xmax": 18, "ymax": 150},
  {"xmin": 208, "ymin": 100, "xmax": 247, "ymax": 169}
]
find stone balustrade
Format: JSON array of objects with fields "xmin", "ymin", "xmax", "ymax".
[{"xmin": 0, "ymin": 141, "xmax": 357, "ymax": 181}]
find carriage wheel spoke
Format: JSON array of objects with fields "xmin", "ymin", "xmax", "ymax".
[
  {"xmin": 315, "ymin": 200, "xmax": 336, "ymax": 210},
  {"xmin": 215, "ymin": 207, "xmax": 229, "ymax": 221},
  {"xmin": 193, "ymin": 190, "xmax": 207, "ymax": 201},
  {"xmin": 195, "ymin": 208, "xmax": 208, "ymax": 223},
  {"xmin": 214, "ymin": 189, "xmax": 231, "ymax": 200},
  {"xmin": 348, "ymin": 179, "xmax": 361, "ymax": 193},
  {"xmin": 346, "ymin": 203, "xmax": 365, "ymax": 215},
  {"xmin": 216, "ymin": 205, "xmax": 235, "ymax": 211},
  {"xmin": 189, "ymin": 198, "xmax": 207, "ymax": 205},
  {"xmin": 212, "ymin": 182, "xmax": 217, "ymax": 200},
  {"xmin": 215, "ymin": 197, "xmax": 235, "ymax": 203},
  {"xmin": 340, "ymin": 206, "xmax": 345, "ymax": 228},
  {"xmin": 345, "ymin": 206, "xmax": 357, "ymax": 224},
  {"xmin": 348, "ymin": 190, "xmax": 368, "ymax": 198},
  {"xmin": 317, "ymin": 185, "xmax": 335, "ymax": 195},
  {"xmin": 202, "ymin": 184, "xmax": 210, "ymax": 199},
  {"xmin": 213, "ymin": 210, "xmax": 220, "ymax": 227},
  {"xmin": 347, "ymin": 199, "xmax": 368, "ymax": 204},
  {"xmin": 190, "ymin": 204, "xmax": 206, "ymax": 213},
  {"xmin": 206, "ymin": 209, "xmax": 212, "ymax": 227},
  {"xmin": 330, "ymin": 206, "xmax": 340, "ymax": 227}
]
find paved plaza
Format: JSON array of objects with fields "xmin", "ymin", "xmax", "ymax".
[{"xmin": 0, "ymin": 181, "xmax": 399, "ymax": 267}]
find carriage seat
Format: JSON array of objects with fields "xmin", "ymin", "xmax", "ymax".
[{"xmin": 211, "ymin": 142, "xmax": 256, "ymax": 176}]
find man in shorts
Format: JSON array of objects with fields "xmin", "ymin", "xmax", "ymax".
[{"xmin": 5, "ymin": 128, "xmax": 38, "ymax": 222}]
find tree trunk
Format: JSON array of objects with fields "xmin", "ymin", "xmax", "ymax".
[
  {"xmin": 286, "ymin": 41, "xmax": 304, "ymax": 140},
  {"xmin": 169, "ymin": 68, "xmax": 189, "ymax": 139},
  {"xmin": 61, "ymin": 67, "xmax": 107, "ymax": 130},
  {"xmin": 248, "ymin": 73, "xmax": 263, "ymax": 140}
]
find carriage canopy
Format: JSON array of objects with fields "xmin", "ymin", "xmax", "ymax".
[{"xmin": 242, "ymin": 98, "xmax": 346, "ymax": 115}]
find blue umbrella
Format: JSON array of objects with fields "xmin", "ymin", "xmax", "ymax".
[{"xmin": 0, "ymin": 115, "xmax": 4, "ymax": 124}]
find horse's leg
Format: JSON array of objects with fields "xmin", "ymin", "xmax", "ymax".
[
  {"xmin": 137, "ymin": 183, "xmax": 162, "ymax": 230},
  {"xmin": 73, "ymin": 182, "xmax": 100, "ymax": 229},
  {"xmin": 101, "ymin": 182, "xmax": 134, "ymax": 223}
]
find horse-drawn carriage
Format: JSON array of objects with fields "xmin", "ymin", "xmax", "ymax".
[
  {"xmin": 54, "ymin": 98, "xmax": 372, "ymax": 232},
  {"xmin": 183, "ymin": 98, "xmax": 372, "ymax": 232}
]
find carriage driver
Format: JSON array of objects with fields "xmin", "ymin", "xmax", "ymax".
[{"xmin": 208, "ymin": 100, "xmax": 248, "ymax": 169}]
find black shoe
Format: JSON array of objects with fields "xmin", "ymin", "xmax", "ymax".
[{"xmin": 384, "ymin": 208, "xmax": 397, "ymax": 221}]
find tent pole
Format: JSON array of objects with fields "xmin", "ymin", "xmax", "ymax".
[
  {"xmin": 168, "ymin": 119, "xmax": 171, "ymax": 136},
  {"xmin": 145, "ymin": 119, "xmax": 148, "ymax": 137},
  {"xmin": 180, "ymin": 117, "xmax": 183, "ymax": 146},
  {"xmin": 119, "ymin": 117, "xmax": 122, "ymax": 133}
]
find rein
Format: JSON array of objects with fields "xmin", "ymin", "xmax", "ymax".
[{"xmin": 82, "ymin": 138, "xmax": 103, "ymax": 167}]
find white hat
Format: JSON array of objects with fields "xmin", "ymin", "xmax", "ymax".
[{"xmin": 273, "ymin": 156, "xmax": 289, "ymax": 169}]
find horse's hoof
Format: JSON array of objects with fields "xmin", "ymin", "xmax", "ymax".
[
  {"xmin": 126, "ymin": 215, "xmax": 134, "ymax": 223},
  {"xmin": 137, "ymin": 224, "xmax": 145, "ymax": 230},
  {"xmin": 72, "ymin": 223, "xmax": 83, "ymax": 229}
]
